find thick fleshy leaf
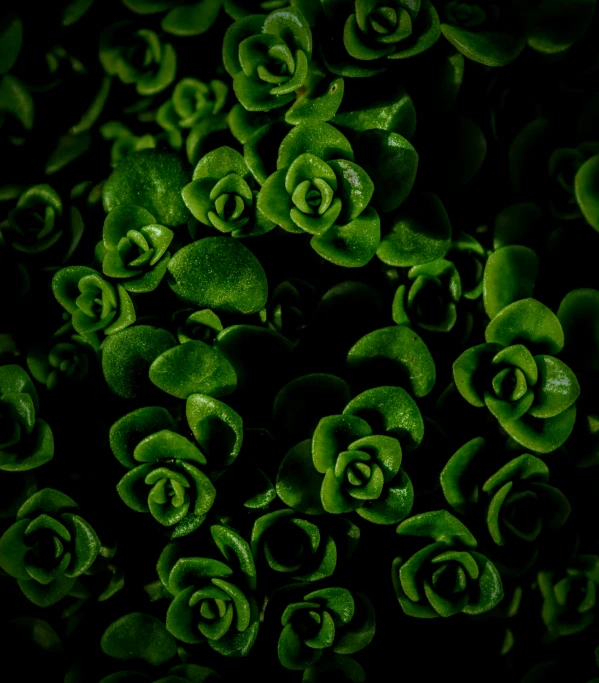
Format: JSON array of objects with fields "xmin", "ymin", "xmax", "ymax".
[
  {"xmin": 277, "ymin": 440, "xmax": 325, "ymax": 515},
  {"xmin": 396, "ymin": 510, "xmax": 477, "ymax": 546},
  {"xmin": 453, "ymin": 343, "xmax": 502, "ymax": 407},
  {"xmin": 377, "ymin": 192, "xmax": 451, "ymax": 267},
  {"xmin": 347, "ymin": 327, "xmax": 436, "ymax": 398},
  {"xmin": 277, "ymin": 122, "xmax": 354, "ymax": 169},
  {"xmin": 110, "ymin": 407, "xmax": 176, "ymax": 469},
  {"xmin": 343, "ymin": 386, "xmax": 424, "ymax": 452},
  {"xmin": 352, "ymin": 130, "xmax": 418, "ymax": 213},
  {"xmin": 557, "ymin": 289, "xmax": 599, "ymax": 373},
  {"xmin": 166, "ymin": 586, "xmax": 201, "ymax": 644},
  {"xmin": 186, "ymin": 394, "xmax": 243, "ymax": 468},
  {"xmin": 101, "ymin": 613, "xmax": 177, "ymax": 665},
  {"xmin": 440, "ymin": 25, "xmax": 524, "ymax": 67},
  {"xmin": 501, "ymin": 405, "xmax": 577, "ymax": 454},
  {"xmin": 135, "ymin": 430, "xmax": 207, "ymax": 465},
  {"xmin": 575, "ymin": 154, "xmax": 599, "ymax": 231},
  {"xmin": 485, "ymin": 299, "xmax": 565, "ymax": 355},
  {"xmin": 311, "ymin": 207, "xmax": 380, "ymax": 268},
  {"xmin": 483, "ymin": 246, "xmax": 539, "ymax": 319},
  {"xmin": 528, "ymin": 355, "xmax": 580, "ymax": 419},
  {"xmin": 168, "ymin": 237, "xmax": 268, "ymax": 314},
  {"xmin": 461, "ymin": 552, "xmax": 504, "ymax": 615},
  {"xmin": 211, "ymin": 525, "xmax": 257, "ymax": 591},
  {"xmin": 149, "ymin": 341, "xmax": 237, "ymax": 400},
  {"xmin": 278, "ymin": 623, "xmax": 321, "ymax": 670},
  {"xmin": 356, "ymin": 469, "xmax": 414, "ymax": 524},
  {"xmin": 102, "ymin": 326, "xmax": 177, "ymax": 399},
  {"xmin": 440, "ymin": 437, "xmax": 485, "ymax": 515},
  {"xmin": 102, "ymin": 150, "xmax": 190, "ymax": 226}
]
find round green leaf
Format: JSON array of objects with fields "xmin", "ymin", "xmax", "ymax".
[
  {"xmin": 167, "ymin": 237, "xmax": 268, "ymax": 314},
  {"xmin": 102, "ymin": 149, "xmax": 191, "ymax": 226},
  {"xmin": 277, "ymin": 440, "xmax": 325, "ymax": 515},
  {"xmin": 101, "ymin": 613, "xmax": 177, "ymax": 666},
  {"xmin": 483, "ymin": 246, "xmax": 539, "ymax": 319},
  {"xmin": 575, "ymin": 154, "xmax": 599, "ymax": 231}
]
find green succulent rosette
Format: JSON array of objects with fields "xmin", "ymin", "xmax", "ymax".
[
  {"xmin": 538, "ymin": 555, "xmax": 599, "ymax": 639},
  {"xmin": 122, "ymin": 0, "xmax": 223, "ymax": 37},
  {"xmin": 161, "ymin": 525, "xmax": 260, "ymax": 657},
  {"xmin": 277, "ymin": 386, "xmax": 419, "ymax": 523},
  {"xmin": 175, "ymin": 308, "xmax": 224, "ymax": 344},
  {"xmin": 52, "ymin": 265, "xmax": 136, "ymax": 337},
  {"xmin": 26, "ymin": 334, "xmax": 94, "ymax": 391},
  {"xmin": 223, "ymin": 8, "xmax": 312, "ymax": 113},
  {"xmin": 256, "ymin": 122, "xmax": 380, "ymax": 267},
  {"xmin": 114, "ymin": 424, "xmax": 216, "ymax": 538},
  {"xmin": 274, "ymin": 584, "xmax": 375, "ymax": 670},
  {"xmin": 98, "ymin": 204, "xmax": 174, "ymax": 293},
  {"xmin": 392, "ymin": 510, "xmax": 504, "ymax": 617},
  {"xmin": 251, "ymin": 508, "xmax": 359, "ymax": 581},
  {"xmin": 446, "ymin": 230, "xmax": 487, "ymax": 300},
  {"xmin": 0, "ymin": 184, "xmax": 83, "ymax": 260},
  {"xmin": 182, "ymin": 146, "xmax": 275, "ymax": 238},
  {"xmin": 100, "ymin": 21, "xmax": 176, "ymax": 95},
  {"xmin": 0, "ymin": 488, "xmax": 101, "ymax": 607},
  {"xmin": 157, "ymin": 78, "xmax": 229, "ymax": 150},
  {"xmin": 453, "ymin": 298, "xmax": 580, "ymax": 453},
  {"xmin": 266, "ymin": 278, "xmax": 316, "ymax": 343},
  {"xmin": 321, "ymin": 0, "xmax": 440, "ymax": 77},
  {"xmin": 441, "ymin": 439, "xmax": 571, "ymax": 572},
  {"xmin": 0, "ymin": 364, "xmax": 53, "ymax": 471},
  {"xmin": 439, "ymin": 0, "xmax": 525, "ymax": 66},
  {"xmin": 392, "ymin": 258, "xmax": 461, "ymax": 332}
]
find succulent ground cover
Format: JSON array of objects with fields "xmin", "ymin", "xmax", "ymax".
[{"xmin": 2, "ymin": 1, "xmax": 599, "ymax": 681}]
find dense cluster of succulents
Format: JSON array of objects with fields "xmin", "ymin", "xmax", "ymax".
[{"xmin": 2, "ymin": 1, "xmax": 599, "ymax": 682}]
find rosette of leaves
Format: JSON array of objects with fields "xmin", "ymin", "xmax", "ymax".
[
  {"xmin": 157, "ymin": 78, "xmax": 228, "ymax": 150},
  {"xmin": 453, "ymin": 298, "xmax": 580, "ymax": 453},
  {"xmin": 277, "ymin": 386, "xmax": 420, "ymax": 523},
  {"xmin": 122, "ymin": 0, "xmax": 223, "ymax": 37},
  {"xmin": 223, "ymin": 8, "xmax": 313, "ymax": 113},
  {"xmin": 439, "ymin": 0, "xmax": 525, "ymax": 67},
  {"xmin": 275, "ymin": 585, "xmax": 375, "ymax": 670},
  {"xmin": 251, "ymin": 508, "xmax": 359, "ymax": 582},
  {"xmin": 175, "ymin": 308, "xmax": 223, "ymax": 344},
  {"xmin": 52, "ymin": 265, "xmax": 136, "ymax": 337},
  {"xmin": 99, "ymin": 21, "xmax": 176, "ymax": 95},
  {"xmin": 392, "ymin": 258, "xmax": 461, "ymax": 332},
  {"xmin": 538, "ymin": 555, "xmax": 599, "ymax": 639},
  {"xmin": 340, "ymin": 0, "xmax": 441, "ymax": 64},
  {"xmin": 446, "ymin": 231, "xmax": 487, "ymax": 300},
  {"xmin": 256, "ymin": 122, "xmax": 380, "ymax": 267},
  {"xmin": 392, "ymin": 510, "xmax": 503, "ymax": 617},
  {"xmin": 0, "ymin": 364, "xmax": 53, "ymax": 471},
  {"xmin": 441, "ymin": 439, "xmax": 571, "ymax": 572},
  {"xmin": 162, "ymin": 525, "xmax": 260, "ymax": 656},
  {"xmin": 521, "ymin": 0, "xmax": 597, "ymax": 55},
  {"xmin": 0, "ymin": 184, "xmax": 83, "ymax": 260},
  {"xmin": 0, "ymin": 488, "xmax": 101, "ymax": 607},
  {"xmin": 99, "ymin": 204, "xmax": 174, "ymax": 293},
  {"xmin": 182, "ymin": 146, "xmax": 274, "ymax": 238},
  {"xmin": 26, "ymin": 334, "xmax": 93, "ymax": 390}
]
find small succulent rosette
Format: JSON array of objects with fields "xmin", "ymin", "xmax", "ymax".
[
  {"xmin": 99, "ymin": 21, "xmax": 176, "ymax": 95},
  {"xmin": 453, "ymin": 298, "xmax": 580, "ymax": 453},
  {"xmin": 392, "ymin": 510, "xmax": 504, "ymax": 617},
  {"xmin": 97, "ymin": 204, "xmax": 174, "ymax": 293},
  {"xmin": 321, "ymin": 0, "xmax": 441, "ymax": 77},
  {"xmin": 269, "ymin": 582, "xmax": 375, "ymax": 671},
  {"xmin": 277, "ymin": 386, "xmax": 420, "ymax": 524},
  {"xmin": 157, "ymin": 77, "xmax": 229, "ymax": 150},
  {"xmin": 0, "ymin": 364, "xmax": 53, "ymax": 471},
  {"xmin": 52, "ymin": 265, "xmax": 136, "ymax": 337},
  {"xmin": 252, "ymin": 507, "xmax": 360, "ymax": 582},
  {"xmin": 256, "ymin": 122, "xmax": 382, "ymax": 266},
  {"xmin": 26, "ymin": 333, "xmax": 95, "ymax": 391},
  {"xmin": 441, "ymin": 438, "xmax": 572, "ymax": 574},
  {"xmin": 538, "ymin": 555, "xmax": 599, "ymax": 640},
  {"xmin": 182, "ymin": 146, "xmax": 275, "ymax": 238},
  {"xmin": 223, "ymin": 8, "xmax": 313, "ymax": 113},
  {"xmin": 110, "ymin": 396, "xmax": 243, "ymax": 537},
  {"xmin": 0, "ymin": 488, "xmax": 101, "ymax": 606},
  {"xmin": 0, "ymin": 184, "xmax": 84, "ymax": 262},
  {"xmin": 160, "ymin": 525, "xmax": 260, "ymax": 657}
]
